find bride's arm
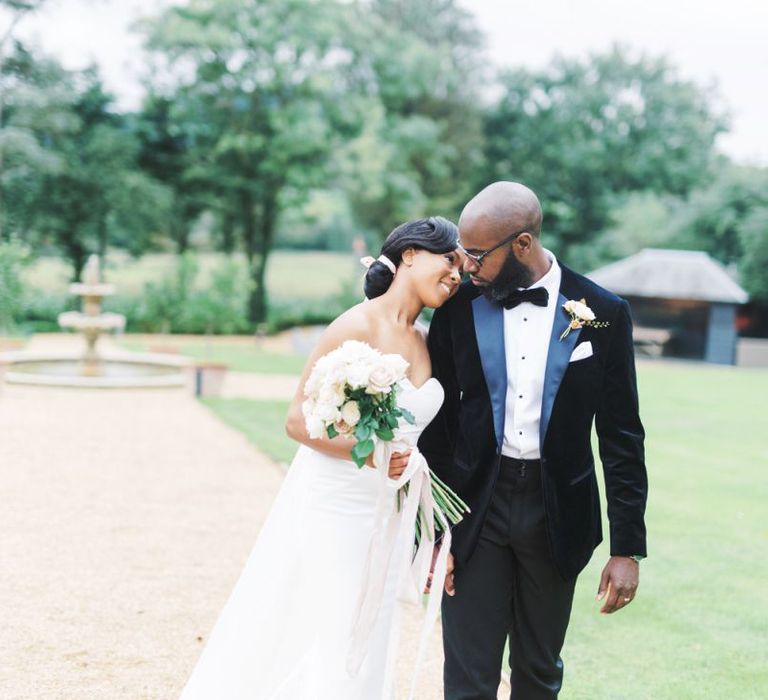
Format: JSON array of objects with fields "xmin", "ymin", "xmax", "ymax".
[{"xmin": 284, "ymin": 310, "xmax": 410, "ymax": 473}]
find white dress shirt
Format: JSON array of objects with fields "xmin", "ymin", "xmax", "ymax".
[{"xmin": 501, "ymin": 250, "xmax": 561, "ymax": 459}]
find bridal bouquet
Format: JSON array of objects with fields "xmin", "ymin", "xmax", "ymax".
[{"xmin": 302, "ymin": 340, "xmax": 469, "ymax": 536}]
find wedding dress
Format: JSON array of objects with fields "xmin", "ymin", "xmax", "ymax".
[{"xmin": 180, "ymin": 376, "xmax": 445, "ymax": 700}]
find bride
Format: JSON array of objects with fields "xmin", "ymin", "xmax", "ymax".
[{"xmin": 180, "ymin": 216, "xmax": 464, "ymax": 699}]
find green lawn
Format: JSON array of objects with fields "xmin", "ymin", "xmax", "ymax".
[
  {"xmin": 202, "ymin": 361, "xmax": 768, "ymax": 698},
  {"xmin": 203, "ymin": 398, "xmax": 294, "ymax": 463},
  {"xmin": 120, "ymin": 338, "xmax": 306, "ymax": 375},
  {"xmin": 24, "ymin": 250, "xmax": 358, "ymax": 300}
]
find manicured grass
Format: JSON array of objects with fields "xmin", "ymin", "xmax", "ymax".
[
  {"xmin": 202, "ymin": 398, "xmax": 294, "ymax": 464},
  {"xmin": 119, "ymin": 338, "xmax": 306, "ymax": 375},
  {"xmin": 559, "ymin": 361, "xmax": 768, "ymax": 700},
  {"xmin": 203, "ymin": 361, "xmax": 768, "ymax": 698},
  {"xmin": 24, "ymin": 250, "xmax": 359, "ymax": 299}
]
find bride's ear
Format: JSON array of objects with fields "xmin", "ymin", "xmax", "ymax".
[{"xmin": 401, "ymin": 248, "xmax": 416, "ymax": 267}]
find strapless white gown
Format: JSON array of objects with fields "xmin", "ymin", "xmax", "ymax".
[{"xmin": 180, "ymin": 377, "xmax": 445, "ymax": 700}]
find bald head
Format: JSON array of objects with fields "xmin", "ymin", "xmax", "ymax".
[{"xmin": 459, "ymin": 181, "xmax": 543, "ymax": 241}]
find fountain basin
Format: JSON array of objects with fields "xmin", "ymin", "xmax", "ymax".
[
  {"xmin": 0, "ymin": 350, "xmax": 190, "ymax": 388},
  {"xmin": 68, "ymin": 282, "xmax": 115, "ymax": 297},
  {"xmin": 58, "ymin": 312, "xmax": 126, "ymax": 332}
]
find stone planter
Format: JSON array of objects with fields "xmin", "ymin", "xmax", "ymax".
[
  {"xmin": 0, "ymin": 338, "xmax": 26, "ymax": 351},
  {"xmin": 148, "ymin": 344, "xmax": 181, "ymax": 355},
  {"xmin": 189, "ymin": 362, "xmax": 228, "ymax": 398}
]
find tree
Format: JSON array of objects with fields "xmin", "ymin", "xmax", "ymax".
[
  {"xmin": 6, "ymin": 59, "xmax": 171, "ymax": 277},
  {"xmin": 140, "ymin": 0, "xmax": 353, "ymax": 324},
  {"xmin": 337, "ymin": 0, "xmax": 486, "ymax": 238},
  {"xmin": 480, "ymin": 46, "xmax": 728, "ymax": 267},
  {"xmin": 133, "ymin": 94, "xmax": 207, "ymax": 253},
  {"xmin": 666, "ymin": 165, "xmax": 768, "ymax": 302},
  {"xmin": 0, "ymin": 0, "xmax": 49, "ymax": 240}
]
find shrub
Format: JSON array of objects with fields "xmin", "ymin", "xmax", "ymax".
[{"xmin": 0, "ymin": 240, "xmax": 30, "ymax": 334}]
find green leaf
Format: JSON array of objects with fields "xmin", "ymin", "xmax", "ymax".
[
  {"xmin": 354, "ymin": 422, "xmax": 372, "ymax": 441},
  {"xmin": 399, "ymin": 407, "xmax": 415, "ymax": 425},
  {"xmin": 350, "ymin": 438, "xmax": 375, "ymax": 468},
  {"xmin": 326, "ymin": 424, "xmax": 338, "ymax": 439},
  {"xmin": 375, "ymin": 427, "xmax": 394, "ymax": 441}
]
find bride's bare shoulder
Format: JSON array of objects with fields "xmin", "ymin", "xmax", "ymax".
[{"xmin": 315, "ymin": 301, "xmax": 375, "ymax": 351}]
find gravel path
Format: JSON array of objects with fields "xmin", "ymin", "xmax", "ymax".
[{"xmin": 0, "ymin": 378, "xmax": 473, "ymax": 699}]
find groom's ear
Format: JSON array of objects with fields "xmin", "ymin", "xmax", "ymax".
[{"xmin": 516, "ymin": 233, "xmax": 535, "ymax": 256}]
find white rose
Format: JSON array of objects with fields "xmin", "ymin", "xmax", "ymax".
[
  {"xmin": 380, "ymin": 353, "xmax": 409, "ymax": 380},
  {"xmin": 301, "ymin": 397, "xmax": 316, "ymax": 418},
  {"xmin": 325, "ymin": 367, "xmax": 348, "ymax": 392},
  {"xmin": 338, "ymin": 340, "xmax": 377, "ymax": 364},
  {"xmin": 304, "ymin": 367, "xmax": 323, "ymax": 397},
  {"xmin": 318, "ymin": 382, "xmax": 345, "ymax": 408},
  {"xmin": 340, "ymin": 400, "xmax": 361, "ymax": 427},
  {"xmin": 315, "ymin": 400, "xmax": 340, "ymax": 423},
  {"xmin": 564, "ymin": 299, "xmax": 595, "ymax": 321},
  {"xmin": 345, "ymin": 360, "xmax": 373, "ymax": 390},
  {"xmin": 305, "ymin": 414, "xmax": 325, "ymax": 439},
  {"xmin": 366, "ymin": 364, "xmax": 398, "ymax": 395}
]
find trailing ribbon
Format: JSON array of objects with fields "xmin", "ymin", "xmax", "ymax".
[{"xmin": 346, "ymin": 438, "xmax": 451, "ymax": 700}]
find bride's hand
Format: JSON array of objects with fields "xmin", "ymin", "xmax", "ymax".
[
  {"xmin": 363, "ymin": 450, "xmax": 411, "ymax": 478},
  {"xmin": 388, "ymin": 451, "xmax": 411, "ymax": 478}
]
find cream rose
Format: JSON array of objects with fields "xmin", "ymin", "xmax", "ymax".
[
  {"xmin": 366, "ymin": 364, "xmax": 398, "ymax": 394},
  {"xmin": 332, "ymin": 418, "xmax": 354, "ymax": 437},
  {"xmin": 563, "ymin": 299, "xmax": 596, "ymax": 321},
  {"xmin": 340, "ymin": 400, "xmax": 361, "ymax": 427}
]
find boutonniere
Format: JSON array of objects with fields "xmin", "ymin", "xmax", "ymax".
[{"xmin": 560, "ymin": 298, "xmax": 610, "ymax": 340}]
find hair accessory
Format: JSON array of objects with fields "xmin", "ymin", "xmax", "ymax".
[{"xmin": 360, "ymin": 255, "xmax": 396, "ymax": 275}]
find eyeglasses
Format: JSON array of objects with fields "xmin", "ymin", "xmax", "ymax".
[{"xmin": 458, "ymin": 228, "xmax": 528, "ymax": 268}]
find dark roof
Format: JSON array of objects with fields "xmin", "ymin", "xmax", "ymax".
[{"xmin": 587, "ymin": 249, "xmax": 748, "ymax": 304}]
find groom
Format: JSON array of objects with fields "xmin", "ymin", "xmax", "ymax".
[{"xmin": 419, "ymin": 182, "xmax": 648, "ymax": 699}]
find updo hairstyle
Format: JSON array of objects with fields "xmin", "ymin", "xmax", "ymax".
[{"xmin": 363, "ymin": 216, "xmax": 459, "ymax": 299}]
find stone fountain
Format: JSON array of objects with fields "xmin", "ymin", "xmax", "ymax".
[
  {"xmin": 57, "ymin": 255, "xmax": 126, "ymax": 375},
  {"xmin": 0, "ymin": 255, "xmax": 189, "ymax": 388}
]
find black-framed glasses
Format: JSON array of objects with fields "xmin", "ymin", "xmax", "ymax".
[{"xmin": 458, "ymin": 228, "xmax": 528, "ymax": 268}]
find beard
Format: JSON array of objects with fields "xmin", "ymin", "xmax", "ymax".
[{"xmin": 479, "ymin": 249, "xmax": 534, "ymax": 304}]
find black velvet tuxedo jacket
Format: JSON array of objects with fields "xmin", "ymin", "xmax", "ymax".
[{"xmin": 418, "ymin": 264, "xmax": 648, "ymax": 581}]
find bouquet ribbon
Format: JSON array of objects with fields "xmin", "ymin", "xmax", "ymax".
[{"xmin": 346, "ymin": 439, "xmax": 451, "ymax": 700}]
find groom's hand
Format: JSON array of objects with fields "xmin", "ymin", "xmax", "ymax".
[
  {"xmin": 596, "ymin": 556, "xmax": 639, "ymax": 614},
  {"xmin": 424, "ymin": 548, "xmax": 455, "ymax": 596},
  {"xmin": 444, "ymin": 552, "xmax": 455, "ymax": 596}
]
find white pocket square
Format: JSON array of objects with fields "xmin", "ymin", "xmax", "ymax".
[{"xmin": 569, "ymin": 341, "xmax": 593, "ymax": 363}]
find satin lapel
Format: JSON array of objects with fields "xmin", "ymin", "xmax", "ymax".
[
  {"xmin": 540, "ymin": 292, "xmax": 582, "ymax": 450},
  {"xmin": 471, "ymin": 295, "xmax": 507, "ymax": 450}
]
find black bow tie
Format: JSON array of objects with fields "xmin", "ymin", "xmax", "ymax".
[{"xmin": 498, "ymin": 287, "xmax": 549, "ymax": 310}]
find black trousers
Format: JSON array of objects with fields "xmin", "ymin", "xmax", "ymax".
[{"xmin": 442, "ymin": 457, "xmax": 576, "ymax": 700}]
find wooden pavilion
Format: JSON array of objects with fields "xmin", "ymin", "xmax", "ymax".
[{"xmin": 588, "ymin": 249, "xmax": 749, "ymax": 364}]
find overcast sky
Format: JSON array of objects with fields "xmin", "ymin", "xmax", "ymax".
[{"xmin": 5, "ymin": 0, "xmax": 767, "ymax": 164}]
